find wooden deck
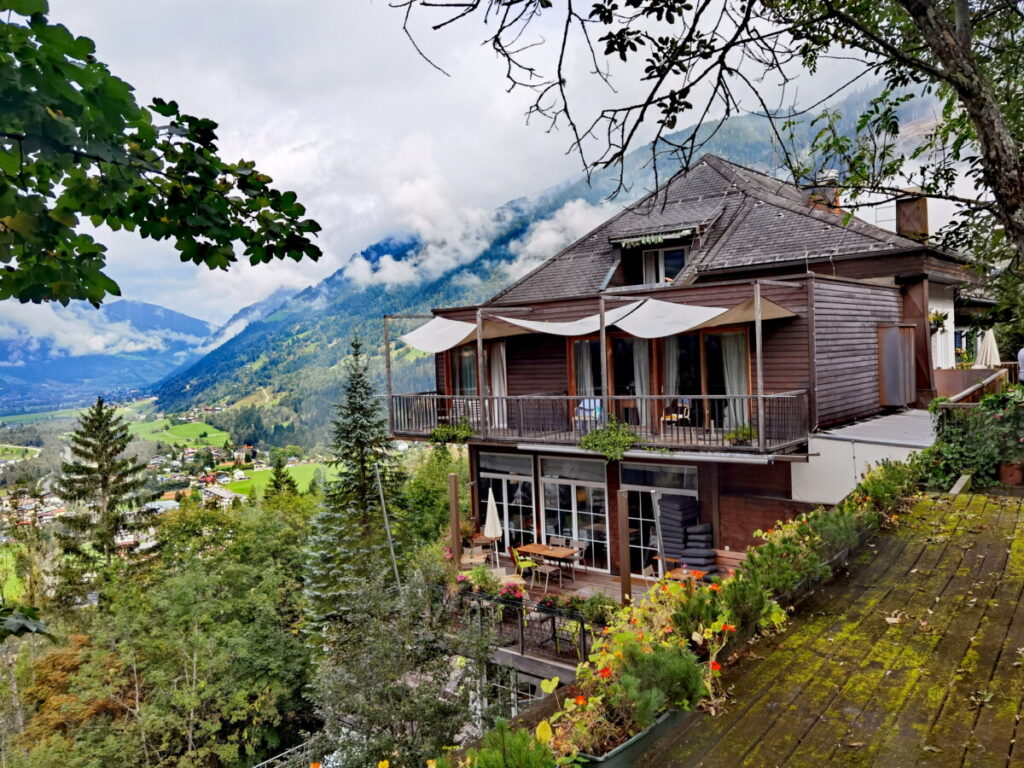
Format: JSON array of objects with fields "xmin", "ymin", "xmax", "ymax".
[
  {"xmin": 640, "ymin": 492, "xmax": 1024, "ymax": 767},
  {"xmin": 490, "ymin": 554, "xmax": 658, "ymax": 602}
]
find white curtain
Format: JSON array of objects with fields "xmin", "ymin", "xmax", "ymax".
[
  {"xmin": 633, "ymin": 339, "xmax": 651, "ymax": 427},
  {"xmin": 574, "ymin": 340, "xmax": 595, "ymax": 397},
  {"xmin": 664, "ymin": 336, "xmax": 679, "ymax": 396},
  {"xmin": 720, "ymin": 332, "xmax": 748, "ymax": 429},
  {"xmin": 489, "ymin": 341, "xmax": 508, "ymax": 428},
  {"xmin": 642, "ymin": 252, "xmax": 659, "ymax": 284}
]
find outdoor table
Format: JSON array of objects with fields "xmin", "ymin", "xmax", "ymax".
[
  {"xmin": 516, "ymin": 543, "xmax": 580, "ymax": 581},
  {"xmin": 665, "ymin": 567, "xmax": 700, "ymax": 585}
]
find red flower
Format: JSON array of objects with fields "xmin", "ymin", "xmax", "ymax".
[
  {"xmin": 598, "ymin": 666, "xmax": 612, "ymax": 679},
  {"xmin": 708, "ymin": 583, "xmax": 722, "ymax": 593},
  {"xmin": 575, "ymin": 695, "xmax": 588, "ymax": 706},
  {"xmin": 710, "ymin": 660, "xmax": 721, "ymax": 672},
  {"xmin": 722, "ymin": 623, "xmax": 736, "ymax": 633}
]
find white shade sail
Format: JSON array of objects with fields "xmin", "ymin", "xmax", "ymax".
[
  {"xmin": 493, "ymin": 301, "xmax": 642, "ymax": 337},
  {"xmin": 614, "ymin": 298, "xmax": 726, "ymax": 338},
  {"xmin": 399, "ymin": 316, "xmax": 476, "ymax": 354},
  {"xmin": 398, "ymin": 296, "xmax": 797, "ymax": 352}
]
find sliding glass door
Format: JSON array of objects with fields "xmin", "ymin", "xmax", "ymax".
[
  {"xmin": 540, "ymin": 457, "xmax": 609, "ymax": 571},
  {"xmin": 478, "ymin": 453, "xmax": 535, "ymax": 553},
  {"xmin": 620, "ymin": 463, "xmax": 699, "ymax": 576}
]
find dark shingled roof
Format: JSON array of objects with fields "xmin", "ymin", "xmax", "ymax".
[{"xmin": 488, "ymin": 154, "xmax": 945, "ymax": 306}]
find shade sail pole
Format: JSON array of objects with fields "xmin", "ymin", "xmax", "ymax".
[
  {"xmin": 599, "ymin": 296, "xmax": 609, "ymax": 424},
  {"xmin": 754, "ymin": 283, "xmax": 765, "ymax": 451},
  {"xmin": 383, "ymin": 315, "xmax": 393, "ymax": 435},
  {"xmin": 476, "ymin": 308, "xmax": 488, "ymax": 436}
]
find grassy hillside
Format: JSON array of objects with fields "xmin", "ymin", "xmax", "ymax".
[
  {"xmin": 129, "ymin": 419, "xmax": 231, "ymax": 447},
  {"xmin": 0, "ymin": 445, "xmax": 41, "ymax": 461},
  {"xmin": 225, "ymin": 462, "xmax": 335, "ymax": 495}
]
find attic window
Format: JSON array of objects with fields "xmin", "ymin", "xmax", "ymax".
[{"xmin": 622, "ymin": 246, "xmax": 687, "ymax": 285}]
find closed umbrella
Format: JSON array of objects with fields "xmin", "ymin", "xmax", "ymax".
[
  {"xmin": 483, "ymin": 487, "xmax": 503, "ymax": 566},
  {"xmin": 974, "ymin": 328, "xmax": 1000, "ymax": 369}
]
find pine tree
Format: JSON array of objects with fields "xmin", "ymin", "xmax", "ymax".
[
  {"xmin": 304, "ymin": 335, "xmax": 402, "ymax": 632},
  {"xmin": 266, "ymin": 454, "xmax": 298, "ymax": 497},
  {"xmin": 56, "ymin": 397, "xmax": 149, "ymax": 604}
]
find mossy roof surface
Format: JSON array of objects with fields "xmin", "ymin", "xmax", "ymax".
[{"xmin": 641, "ymin": 492, "xmax": 1024, "ymax": 767}]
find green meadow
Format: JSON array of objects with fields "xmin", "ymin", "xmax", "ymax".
[
  {"xmin": 225, "ymin": 463, "xmax": 335, "ymax": 496},
  {"xmin": 129, "ymin": 419, "xmax": 231, "ymax": 447}
]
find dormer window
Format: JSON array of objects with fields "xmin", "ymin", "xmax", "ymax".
[
  {"xmin": 643, "ymin": 247, "xmax": 687, "ymax": 284},
  {"xmin": 622, "ymin": 246, "xmax": 687, "ymax": 285}
]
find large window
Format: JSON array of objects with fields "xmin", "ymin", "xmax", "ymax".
[
  {"xmin": 479, "ymin": 453, "xmax": 535, "ymax": 553},
  {"xmin": 620, "ymin": 463, "xmax": 699, "ymax": 576},
  {"xmin": 452, "ymin": 346, "xmax": 478, "ymax": 396},
  {"xmin": 622, "ymin": 246, "xmax": 688, "ymax": 285},
  {"xmin": 540, "ymin": 458, "xmax": 608, "ymax": 571}
]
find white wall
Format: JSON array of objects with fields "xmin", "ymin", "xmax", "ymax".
[
  {"xmin": 929, "ymin": 283, "xmax": 957, "ymax": 369},
  {"xmin": 790, "ymin": 436, "xmax": 918, "ymax": 506}
]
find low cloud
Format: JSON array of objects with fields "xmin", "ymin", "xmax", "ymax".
[
  {"xmin": 506, "ymin": 199, "xmax": 612, "ymax": 280},
  {"xmin": 0, "ymin": 303, "xmax": 201, "ymax": 360}
]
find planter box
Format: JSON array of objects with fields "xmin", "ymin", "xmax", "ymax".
[
  {"xmin": 1000, "ymin": 462, "xmax": 1024, "ymax": 486},
  {"xmin": 578, "ymin": 710, "xmax": 685, "ymax": 766}
]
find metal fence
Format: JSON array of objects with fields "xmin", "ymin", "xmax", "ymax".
[
  {"xmin": 454, "ymin": 592, "xmax": 600, "ymax": 664},
  {"xmin": 391, "ymin": 391, "xmax": 809, "ymax": 452}
]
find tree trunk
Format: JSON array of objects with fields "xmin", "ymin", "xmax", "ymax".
[{"xmin": 899, "ymin": 0, "xmax": 1024, "ymax": 262}]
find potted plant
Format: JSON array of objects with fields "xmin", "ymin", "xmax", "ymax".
[
  {"xmin": 724, "ymin": 423, "xmax": 757, "ymax": 446},
  {"xmin": 536, "ymin": 594, "xmax": 563, "ymax": 614},
  {"xmin": 928, "ymin": 310, "xmax": 948, "ymax": 334}
]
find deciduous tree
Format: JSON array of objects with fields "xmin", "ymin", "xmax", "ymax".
[{"xmin": 1, "ymin": 1, "xmax": 321, "ymax": 306}]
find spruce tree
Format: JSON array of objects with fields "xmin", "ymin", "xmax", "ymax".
[
  {"xmin": 56, "ymin": 397, "xmax": 149, "ymax": 604},
  {"xmin": 304, "ymin": 335, "xmax": 402, "ymax": 632},
  {"xmin": 266, "ymin": 454, "xmax": 298, "ymax": 497}
]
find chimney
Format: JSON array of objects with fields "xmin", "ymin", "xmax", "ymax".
[
  {"xmin": 895, "ymin": 189, "xmax": 929, "ymax": 243},
  {"xmin": 805, "ymin": 169, "xmax": 841, "ymax": 214}
]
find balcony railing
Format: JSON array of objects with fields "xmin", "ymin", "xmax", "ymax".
[{"xmin": 389, "ymin": 391, "xmax": 809, "ymax": 453}]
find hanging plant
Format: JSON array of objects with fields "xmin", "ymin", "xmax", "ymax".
[
  {"xmin": 579, "ymin": 417, "xmax": 637, "ymax": 461},
  {"xmin": 429, "ymin": 418, "xmax": 474, "ymax": 445}
]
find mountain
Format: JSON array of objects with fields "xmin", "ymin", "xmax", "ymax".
[
  {"xmin": 199, "ymin": 288, "xmax": 297, "ymax": 355},
  {"xmin": 153, "ymin": 86, "xmax": 938, "ymax": 448}
]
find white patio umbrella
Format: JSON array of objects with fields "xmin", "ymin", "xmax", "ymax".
[
  {"xmin": 483, "ymin": 487, "xmax": 503, "ymax": 566},
  {"xmin": 974, "ymin": 328, "xmax": 1001, "ymax": 369}
]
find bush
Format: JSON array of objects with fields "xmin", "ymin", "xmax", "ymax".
[
  {"xmin": 721, "ymin": 570, "xmax": 773, "ymax": 631},
  {"xmin": 579, "ymin": 417, "xmax": 637, "ymax": 461},
  {"xmin": 436, "ymin": 720, "xmax": 555, "ymax": 768}
]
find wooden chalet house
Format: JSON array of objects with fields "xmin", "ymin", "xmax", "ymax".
[{"xmin": 385, "ymin": 155, "xmax": 972, "ymax": 595}]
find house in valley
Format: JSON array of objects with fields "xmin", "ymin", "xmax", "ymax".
[{"xmin": 386, "ymin": 155, "xmax": 976, "ymax": 601}]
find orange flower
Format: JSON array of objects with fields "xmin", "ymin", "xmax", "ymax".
[
  {"xmin": 598, "ymin": 666, "xmax": 612, "ymax": 679},
  {"xmin": 691, "ymin": 570, "xmax": 707, "ymax": 580},
  {"xmin": 710, "ymin": 660, "xmax": 721, "ymax": 672},
  {"xmin": 722, "ymin": 623, "xmax": 737, "ymax": 633},
  {"xmin": 708, "ymin": 583, "xmax": 722, "ymax": 593},
  {"xmin": 575, "ymin": 695, "xmax": 588, "ymax": 706},
  {"xmin": 630, "ymin": 617, "xmax": 639, "ymax": 625}
]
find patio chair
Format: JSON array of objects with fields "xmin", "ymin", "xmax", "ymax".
[
  {"xmin": 574, "ymin": 398, "xmax": 602, "ymax": 435},
  {"xmin": 532, "ymin": 561, "xmax": 563, "ymax": 593},
  {"xmin": 549, "ymin": 536, "xmax": 567, "ymax": 547},
  {"xmin": 569, "ymin": 539, "xmax": 589, "ymax": 574},
  {"xmin": 509, "ymin": 547, "xmax": 538, "ymax": 580}
]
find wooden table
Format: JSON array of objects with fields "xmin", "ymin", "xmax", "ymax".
[
  {"xmin": 516, "ymin": 543, "xmax": 580, "ymax": 581},
  {"xmin": 665, "ymin": 567, "xmax": 702, "ymax": 585}
]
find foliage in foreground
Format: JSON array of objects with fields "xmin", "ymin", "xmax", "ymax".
[{"xmin": 0, "ymin": 1, "xmax": 320, "ymax": 305}]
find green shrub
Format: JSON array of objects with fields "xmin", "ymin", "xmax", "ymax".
[
  {"xmin": 721, "ymin": 570, "xmax": 773, "ymax": 630},
  {"xmin": 579, "ymin": 417, "xmax": 637, "ymax": 461},
  {"xmin": 616, "ymin": 641, "xmax": 707, "ymax": 711},
  {"xmin": 429, "ymin": 418, "xmax": 474, "ymax": 445},
  {"xmin": 436, "ymin": 720, "xmax": 555, "ymax": 768}
]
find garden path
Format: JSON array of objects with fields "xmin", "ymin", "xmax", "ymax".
[{"xmin": 641, "ymin": 492, "xmax": 1024, "ymax": 767}]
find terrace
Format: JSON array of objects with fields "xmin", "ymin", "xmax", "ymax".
[{"xmin": 389, "ymin": 391, "xmax": 809, "ymax": 453}]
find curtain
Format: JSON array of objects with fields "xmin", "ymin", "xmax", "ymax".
[
  {"xmin": 457, "ymin": 347, "xmax": 477, "ymax": 395},
  {"xmin": 664, "ymin": 336, "xmax": 679, "ymax": 396},
  {"xmin": 642, "ymin": 252, "xmax": 659, "ymax": 285},
  {"xmin": 633, "ymin": 339, "xmax": 650, "ymax": 427},
  {"xmin": 720, "ymin": 332, "xmax": 748, "ymax": 429},
  {"xmin": 574, "ymin": 340, "xmax": 594, "ymax": 397},
  {"xmin": 489, "ymin": 341, "xmax": 507, "ymax": 428}
]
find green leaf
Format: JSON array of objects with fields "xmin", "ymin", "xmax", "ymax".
[{"xmin": 2, "ymin": 0, "xmax": 48, "ymax": 15}]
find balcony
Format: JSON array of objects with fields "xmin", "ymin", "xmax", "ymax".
[{"xmin": 389, "ymin": 392, "xmax": 809, "ymax": 453}]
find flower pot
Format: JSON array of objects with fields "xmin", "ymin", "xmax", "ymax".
[
  {"xmin": 1000, "ymin": 462, "xmax": 1024, "ymax": 486},
  {"xmin": 578, "ymin": 710, "xmax": 685, "ymax": 766}
]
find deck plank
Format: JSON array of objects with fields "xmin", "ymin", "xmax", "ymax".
[{"xmin": 637, "ymin": 492, "xmax": 1024, "ymax": 768}]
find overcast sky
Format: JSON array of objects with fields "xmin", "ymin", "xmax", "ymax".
[{"xmin": 44, "ymin": 1, "xmax": 599, "ymax": 324}]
